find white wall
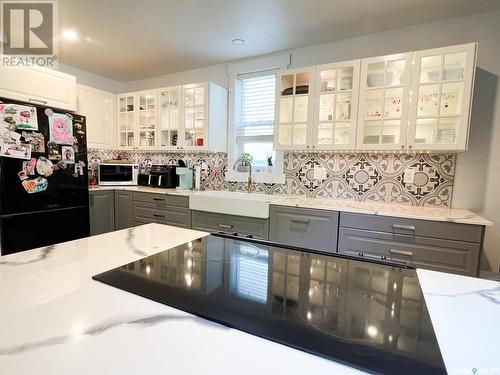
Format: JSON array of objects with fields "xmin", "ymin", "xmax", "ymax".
[
  {"xmin": 123, "ymin": 64, "xmax": 227, "ymax": 92},
  {"xmin": 120, "ymin": 11, "xmax": 500, "ymax": 271},
  {"xmin": 56, "ymin": 63, "xmax": 123, "ymax": 93}
]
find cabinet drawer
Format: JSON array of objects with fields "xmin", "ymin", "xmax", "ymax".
[
  {"xmin": 340, "ymin": 212, "xmax": 483, "ymax": 243},
  {"xmin": 133, "ymin": 192, "xmax": 189, "ymax": 207},
  {"xmin": 163, "ymin": 205, "xmax": 191, "ymax": 229},
  {"xmin": 338, "ymin": 227, "xmax": 480, "ymax": 276},
  {"xmin": 270, "ymin": 205, "xmax": 338, "ymax": 252},
  {"xmin": 191, "ymin": 210, "xmax": 269, "ymax": 240},
  {"xmin": 133, "ymin": 202, "xmax": 168, "ymax": 224}
]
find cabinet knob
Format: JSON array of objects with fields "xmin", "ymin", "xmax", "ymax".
[
  {"xmin": 409, "ymin": 145, "xmax": 413, "ymax": 150},
  {"xmin": 401, "ymin": 145, "xmax": 404, "ymax": 149}
]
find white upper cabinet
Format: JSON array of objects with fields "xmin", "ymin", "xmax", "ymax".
[
  {"xmin": 137, "ymin": 90, "xmax": 158, "ymax": 148},
  {"xmin": 356, "ymin": 52, "xmax": 413, "ymax": 150},
  {"xmin": 275, "ymin": 67, "xmax": 315, "ymax": 150},
  {"xmin": 313, "ymin": 60, "xmax": 360, "ymax": 150},
  {"xmin": 0, "ymin": 66, "xmax": 77, "ymax": 111},
  {"xmin": 117, "ymin": 90, "xmax": 157, "ymax": 149},
  {"xmin": 408, "ymin": 43, "xmax": 476, "ymax": 151},
  {"xmin": 77, "ymin": 85, "xmax": 115, "ymax": 149},
  {"xmin": 179, "ymin": 82, "xmax": 227, "ymax": 152},
  {"xmin": 117, "ymin": 82, "xmax": 227, "ymax": 152},
  {"xmin": 158, "ymin": 86, "xmax": 181, "ymax": 148},
  {"xmin": 117, "ymin": 92, "xmax": 138, "ymax": 149},
  {"xmin": 181, "ymin": 83, "xmax": 207, "ymax": 150}
]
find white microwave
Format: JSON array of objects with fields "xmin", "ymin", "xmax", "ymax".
[{"xmin": 98, "ymin": 163, "xmax": 139, "ymax": 186}]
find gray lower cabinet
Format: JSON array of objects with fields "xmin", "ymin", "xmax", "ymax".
[
  {"xmin": 191, "ymin": 210, "xmax": 269, "ymax": 239},
  {"xmin": 269, "ymin": 205, "xmax": 338, "ymax": 253},
  {"xmin": 338, "ymin": 212, "xmax": 484, "ymax": 276},
  {"xmin": 89, "ymin": 190, "xmax": 115, "ymax": 235},
  {"xmin": 133, "ymin": 192, "xmax": 191, "ymax": 228},
  {"xmin": 115, "ymin": 190, "xmax": 134, "ymax": 230}
]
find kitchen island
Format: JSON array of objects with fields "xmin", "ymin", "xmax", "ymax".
[{"xmin": 0, "ymin": 224, "xmax": 498, "ymax": 374}]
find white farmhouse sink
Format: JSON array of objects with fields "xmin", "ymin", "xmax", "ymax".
[{"xmin": 189, "ymin": 190, "xmax": 279, "ymax": 218}]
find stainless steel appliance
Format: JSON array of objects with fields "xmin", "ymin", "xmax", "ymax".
[
  {"xmin": 98, "ymin": 163, "xmax": 138, "ymax": 186},
  {"xmin": 138, "ymin": 164, "xmax": 178, "ymax": 188}
]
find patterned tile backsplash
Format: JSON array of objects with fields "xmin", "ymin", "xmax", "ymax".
[{"xmin": 88, "ymin": 149, "xmax": 456, "ymax": 207}]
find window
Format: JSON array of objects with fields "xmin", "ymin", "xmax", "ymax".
[
  {"xmin": 226, "ymin": 54, "xmax": 289, "ymax": 184},
  {"xmin": 235, "ymin": 72, "xmax": 277, "ymax": 172}
]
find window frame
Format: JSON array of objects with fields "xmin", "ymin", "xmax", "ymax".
[{"xmin": 226, "ymin": 54, "xmax": 290, "ymax": 184}]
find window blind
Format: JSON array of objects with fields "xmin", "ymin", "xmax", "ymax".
[
  {"xmin": 234, "ymin": 246, "xmax": 269, "ymax": 303},
  {"xmin": 235, "ymin": 72, "xmax": 276, "ymax": 143}
]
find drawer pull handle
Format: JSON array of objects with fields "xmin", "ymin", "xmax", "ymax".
[
  {"xmin": 29, "ymin": 98, "xmax": 48, "ymax": 104},
  {"xmin": 392, "ymin": 224, "xmax": 415, "ymax": 231},
  {"xmin": 153, "ymin": 198, "xmax": 165, "ymax": 201},
  {"xmin": 291, "ymin": 218, "xmax": 310, "ymax": 225},
  {"xmin": 153, "ymin": 214, "xmax": 165, "ymax": 218},
  {"xmin": 390, "ymin": 249, "xmax": 413, "ymax": 257},
  {"xmin": 218, "ymin": 224, "xmax": 233, "ymax": 229}
]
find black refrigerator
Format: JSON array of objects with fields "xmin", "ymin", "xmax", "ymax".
[{"xmin": 0, "ymin": 98, "xmax": 89, "ymax": 256}]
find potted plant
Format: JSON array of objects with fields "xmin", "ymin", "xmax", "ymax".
[
  {"xmin": 267, "ymin": 153, "xmax": 273, "ymax": 167},
  {"xmin": 237, "ymin": 152, "xmax": 253, "ymax": 172}
]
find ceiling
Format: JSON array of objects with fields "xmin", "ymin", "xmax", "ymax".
[{"xmin": 58, "ymin": 0, "xmax": 500, "ymax": 82}]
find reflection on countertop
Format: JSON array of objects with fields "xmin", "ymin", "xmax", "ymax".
[{"xmin": 115, "ymin": 235, "xmax": 443, "ymax": 372}]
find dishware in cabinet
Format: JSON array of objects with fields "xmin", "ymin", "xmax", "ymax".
[
  {"xmin": 408, "ymin": 43, "xmax": 476, "ymax": 151},
  {"xmin": 117, "ymin": 91, "xmax": 157, "ymax": 149},
  {"xmin": 158, "ymin": 86, "xmax": 181, "ymax": 148},
  {"xmin": 179, "ymin": 82, "xmax": 227, "ymax": 152},
  {"xmin": 137, "ymin": 90, "xmax": 157, "ymax": 148},
  {"xmin": 357, "ymin": 53, "xmax": 412, "ymax": 150},
  {"xmin": 313, "ymin": 60, "xmax": 360, "ymax": 150},
  {"xmin": 117, "ymin": 92, "xmax": 137, "ymax": 149},
  {"xmin": 274, "ymin": 67, "xmax": 315, "ymax": 150},
  {"xmin": 181, "ymin": 83, "xmax": 208, "ymax": 150}
]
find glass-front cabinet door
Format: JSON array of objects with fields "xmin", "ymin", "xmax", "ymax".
[
  {"xmin": 275, "ymin": 68, "xmax": 315, "ymax": 150},
  {"xmin": 137, "ymin": 90, "xmax": 157, "ymax": 148},
  {"xmin": 117, "ymin": 93, "xmax": 136, "ymax": 148},
  {"xmin": 181, "ymin": 83, "xmax": 207, "ymax": 150},
  {"xmin": 158, "ymin": 86, "xmax": 181, "ymax": 149},
  {"xmin": 357, "ymin": 53, "xmax": 412, "ymax": 150},
  {"xmin": 408, "ymin": 43, "xmax": 476, "ymax": 151},
  {"xmin": 313, "ymin": 60, "xmax": 360, "ymax": 150}
]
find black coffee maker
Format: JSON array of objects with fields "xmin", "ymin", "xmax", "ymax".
[{"xmin": 138, "ymin": 165, "xmax": 179, "ymax": 188}]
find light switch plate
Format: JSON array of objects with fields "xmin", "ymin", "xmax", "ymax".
[
  {"xmin": 403, "ymin": 168, "xmax": 415, "ymax": 184},
  {"xmin": 313, "ymin": 167, "xmax": 327, "ymax": 180}
]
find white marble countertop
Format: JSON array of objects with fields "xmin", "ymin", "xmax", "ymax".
[
  {"xmin": 89, "ymin": 185, "xmax": 491, "ymax": 226},
  {"xmin": 1, "ymin": 224, "xmax": 499, "ymax": 374}
]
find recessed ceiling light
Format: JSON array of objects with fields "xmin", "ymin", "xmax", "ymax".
[
  {"xmin": 63, "ymin": 30, "xmax": 78, "ymax": 41},
  {"xmin": 232, "ymin": 38, "xmax": 245, "ymax": 45}
]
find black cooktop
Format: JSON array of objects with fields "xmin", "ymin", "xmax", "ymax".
[{"xmin": 93, "ymin": 234, "xmax": 446, "ymax": 374}]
